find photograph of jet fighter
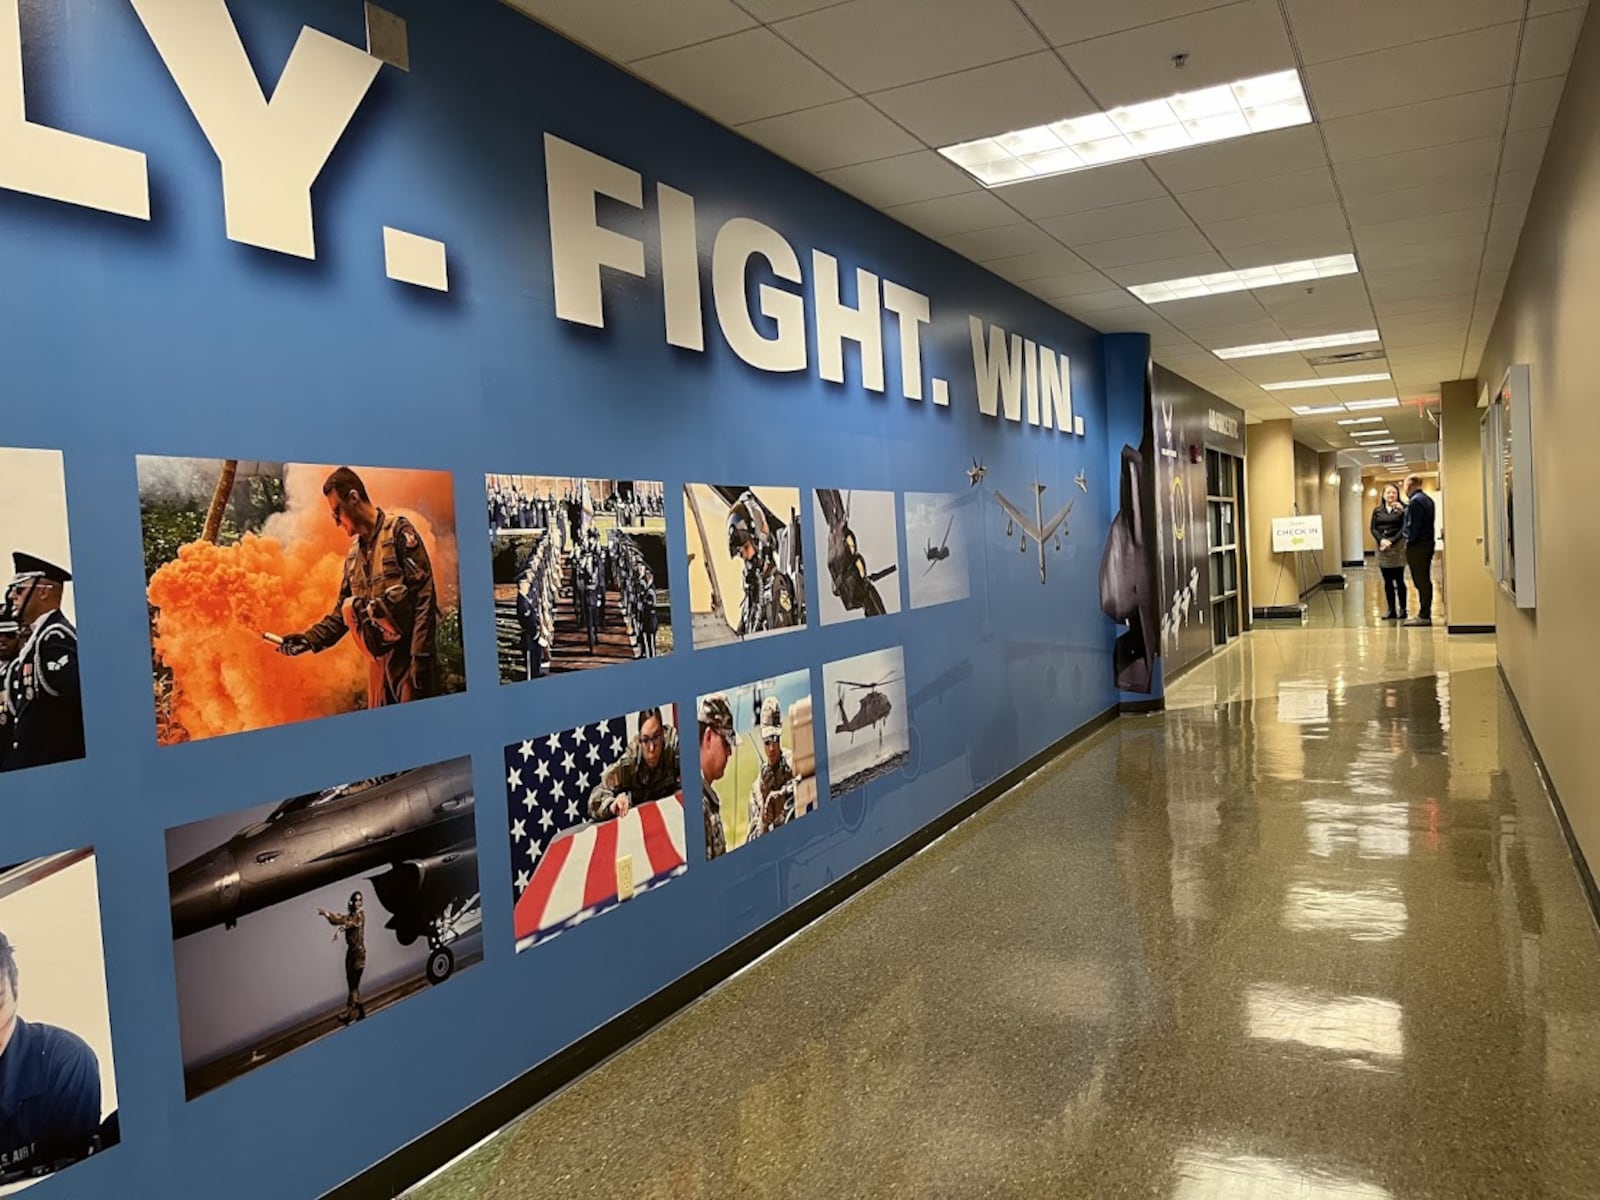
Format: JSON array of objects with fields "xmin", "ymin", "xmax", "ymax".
[
  {"xmin": 811, "ymin": 488, "xmax": 901, "ymax": 624},
  {"xmin": 166, "ymin": 758, "xmax": 483, "ymax": 1098},
  {"xmin": 904, "ymin": 492, "xmax": 972, "ymax": 610}
]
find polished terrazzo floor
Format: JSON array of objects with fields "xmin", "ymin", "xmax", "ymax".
[{"xmin": 413, "ymin": 570, "xmax": 1600, "ymax": 1200}]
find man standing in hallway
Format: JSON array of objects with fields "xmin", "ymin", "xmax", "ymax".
[{"xmin": 1401, "ymin": 475, "xmax": 1436, "ymax": 627}]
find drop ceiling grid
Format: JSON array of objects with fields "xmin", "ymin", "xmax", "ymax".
[{"xmin": 502, "ymin": 0, "xmax": 1586, "ymax": 438}]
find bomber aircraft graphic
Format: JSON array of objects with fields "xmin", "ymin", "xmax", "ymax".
[{"xmin": 995, "ymin": 482, "xmax": 1074, "ymax": 585}]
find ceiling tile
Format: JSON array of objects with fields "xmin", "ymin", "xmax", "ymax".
[
  {"xmin": 1103, "ymin": 252, "xmax": 1233, "ymax": 285},
  {"xmin": 1517, "ymin": 9, "xmax": 1586, "ymax": 80},
  {"xmin": 941, "ymin": 222, "xmax": 1067, "ymax": 262},
  {"xmin": 1346, "ymin": 176, "xmax": 1498, "ymax": 225},
  {"xmin": 1149, "ymin": 127, "xmax": 1327, "ymax": 192},
  {"xmin": 1219, "ymin": 233, "xmax": 1354, "ymax": 269},
  {"xmin": 1153, "ymin": 292, "xmax": 1273, "ymax": 329},
  {"xmin": 1054, "ymin": 288, "xmax": 1141, "ymax": 311},
  {"xmin": 1361, "ymin": 233, "xmax": 1485, "ymax": 267},
  {"xmin": 868, "ymin": 51, "xmax": 1095, "ymax": 145},
  {"xmin": 1509, "ymin": 76, "xmax": 1567, "ymax": 129},
  {"xmin": 1056, "ymin": 0, "xmax": 1295, "ymax": 109},
  {"xmin": 882, "ymin": 190, "xmax": 1020, "ymax": 236},
  {"xmin": 1038, "ymin": 197, "xmax": 1196, "ymax": 245},
  {"xmin": 1071, "ymin": 226, "xmax": 1215, "ymax": 268},
  {"xmin": 1527, "ymin": 0, "xmax": 1587, "ymax": 13},
  {"xmin": 982, "ymin": 245, "xmax": 1095, "ymax": 282},
  {"xmin": 998, "ymin": 162, "xmax": 1168, "ymax": 221},
  {"xmin": 1021, "ymin": 270, "xmax": 1120, "ymax": 299},
  {"xmin": 1177, "ymin": 167, "xmax": 1337, "ymax": 222},
  {"xmin": 737, "ymin": 99, "xmax": 921, "ymax": 171},
  {"xmin": 508, "ymin": 0, "xmax": 756, "ymax": 62},
  {"xmin": 1357, "ymin": 208, "xmax": 1490, "ymax": 249},
  {"xmin": 819, "ymin": 151, "xmax": 980, "ymax": 207},
  {"xmin": 632, "ymin": 28, "xmax": 849, "ymax": 122},
  {"xmin": 1199, "ymin": 203, "xmax": 1349, "ymax": 249},
  {"xmin": 1332, "ymin": 137, "xmax": 1502, "ymax": 197},
  {"xmin": 1489, "ymin": 201, "xmax": 1529, "ymax": 234},
  {"xmin": 1493, "ymin": 168, "xmax": 1539, "ymax": 207},
  {"xmin": 773, "ymin": 0, "xmax": 1044, "ymax": 92},
  {"xmin": 736, "ymin": 0, "xmax": 843, "ymax": 18},
  {"xmin": 1322, "ymin": 88, "xmax": 1509, "ymax": 161},
  {"xmin": 1305, "ymin": 24, "xmax": 1518, "ymax": 120},
  {"xmin": 1015, "ymin": 0, "xmax": 1241, "ymax": 45},
  {"xmin": 1284, "ymin": 0, "xmax": 1524, "ymax": 65},
  {"xmin": 1499, "ymin": 124, "xmax": 1553, "ymax": 173}
]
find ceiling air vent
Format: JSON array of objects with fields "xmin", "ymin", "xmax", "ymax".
[{"xmin": 1307, "ymin": 348, "xmax": 1386, "ymax": 366}]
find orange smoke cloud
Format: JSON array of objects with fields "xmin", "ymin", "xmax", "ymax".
[{"xmin": 148, "ymin": 463, "xmax": 460, "ymax": 744}]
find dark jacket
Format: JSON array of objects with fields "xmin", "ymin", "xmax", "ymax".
[
  {"xmin": 1402, "ymin": 489, "xmax": 1437, "ymax": 549},
  {"xmin": 1371, "ymin": 503, "xmax": 1406, "ymax": 569}
]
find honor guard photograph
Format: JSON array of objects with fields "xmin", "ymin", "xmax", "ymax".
[
  {"xmin": 506, "ymin": 706, "xmax": 686, "ymax": 952},
  {"xmin": 486, "ymin": 476, "xmax": 671, "ymax": 682},
  {"xmin": 165, "ymin": 759, "xmax": 483, "ymax": 1098},
  {"xmin": 682, "ymin": 485, "xmax": 807, "ymax": 649},
  {"xmin": 137, "ymin": 458, "xmax": 465, "ymax": 745},
  {"xmin": 0, "ymin": 849, "xmax": 120, "ymax": 1190},
  {"xmin": 810, "ymin": 489, "xmax": 902, "ymax": 625},
  {"xmin": 821, "ymin": 647, "xmax": 911, "ymax": 801},
  {"xmin": 904, "ymin": 492, "xmax": 974, "ymax": 611},
  {"xmin": 697, "ymin": 671, "xmax": 817, "ymax": 862},
  {"xmin": 0, "ymin": 448, "xmax": 84, "ymax": 774}
]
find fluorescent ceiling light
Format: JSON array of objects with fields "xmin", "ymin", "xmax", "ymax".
[
  {"xmin": 1338, "ymin": 416, "xmax": 1385, "ymax": 425},
  {"xmin": 1364, "ymin": 441, "xmax": 1398, "ymax": 448},
  {"xmin": 1344, "ymin": 397, "xmax": 1401, "ymax": 410},
  {"xmin": 1262, "ymin": 372, "xmax": 1391, "ymax": 391},
  {"xmin": 1289, "ymin": 404, "xmax": 1346, "ymax": 415},
  {"xmin": 1129, "ymin": 255, "xmax": 1359, "ymax": 304},
  {"xmin": 1350, "ymin": 430, "xmax": 1392, "ymax": 439},
  {"xmin": 1214, "ymin": 330, "xmax": 1380, "ymax": 360},
  {"xmin": 938, "ymin": 69, "xmax": 1312, "ymax": 187}
]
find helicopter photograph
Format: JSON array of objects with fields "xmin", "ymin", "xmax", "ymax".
[
  {"xmin": 811, "ymin": 488, "xmax": 901, "ymax": 624},
  {"xmin": 165, "ymin": 758, "xmax": 483, "ymax": 1098},
  {"xmin": 904, "ymin": 491, "xmax": 972, "ymax": 610},
  {"xmin": 821, "ymin": 646, "xmax": 910, "ymax": 800}
]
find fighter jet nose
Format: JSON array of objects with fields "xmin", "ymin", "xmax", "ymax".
[{"xmin": 169, "ymin": 846, "xmax": 241, "ymax": 938}]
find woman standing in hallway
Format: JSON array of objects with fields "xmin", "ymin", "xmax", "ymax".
[{"xmin": 1371, "ymin": 484, "xmax": 1407, "ymax": 621}]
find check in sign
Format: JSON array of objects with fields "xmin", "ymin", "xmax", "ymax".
[{"xmin": 1271, "ymin": 515, "xmax": 1325, "ymax": 552}]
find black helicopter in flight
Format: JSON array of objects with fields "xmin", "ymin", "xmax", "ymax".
[
  {"xmin": 833, "ymin": 674, "xmax": 902, "ymax": 747},
  {"xmin": 168, "ymin": 759, "xmax": 481, "ymax": 984},
  {"xmin": 923, "ymin": 515, "xmax": 955, "ymax": 576},
  {"xmin": 817, "ymin": 487, "xmax": 897, "ymax": 617}
]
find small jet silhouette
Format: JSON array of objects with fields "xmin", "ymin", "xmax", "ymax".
[
  {"xmin": 923, "ymin": 515, "xmax": 955, "ymax": 576},
  {"xmin": 966, "ymin": 458, "xmax": 987, "ymax": 489},
  {"xmin": 1075, "ymin": 470, "xmax": 1089, "ymax": 494}
]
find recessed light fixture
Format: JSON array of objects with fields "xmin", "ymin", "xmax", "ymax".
[
  {"xmin": 1343, "ymin": 397, "xmax": 1401, "ymax": 410},
  {"xmin": 1213, "ymin": 330, "xmax": 1379, "ymax": 360},
  {"xmin": 1337, "ymin": 416, "xmax": 1385, "ymax": 425},
  {"xmin": 1350, "ymin": 429, "xmax": 1391, "ymax": 438},
  {"xmin": 1129, "ymin": 255, "xmax": 1359, "ymax": 304},
  {"xmin": 938, "ymin": 69, "xmax": 1312, "ymax": 187},
  {"xmin": 1288, "ymin": 404, "xmax": 1347, "ymax": 415},
  {"xmin": 1262, "ymin": 373, "xmax": 1392, "ymax": 391},
  {"xmin": 1364, "ymin": 440, "xmax": 1398, "ymax": 448}
]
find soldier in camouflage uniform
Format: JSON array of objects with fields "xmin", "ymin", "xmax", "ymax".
[
  {"xmin": 698, "ymin": 693, "xmax": 737, "ymax": 861},
  {"xmin": 727, "ymin": 492, "xmax": 799, "ymax": 637},
  {"xmin": 746, "ymin": 696, "xmax": 797, "ymax": 841},
  {"xmin": 317, "ymin": 891, "xmax": 368, "ymax": 1024},
  {"xmin": 276, "ymin": 468, "xmax": 438, "ymax": 709},
  {"xmin": 589, "ymin": 707, "xmax": 681, "ymax": 820}
]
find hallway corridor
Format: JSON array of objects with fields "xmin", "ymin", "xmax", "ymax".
[{"xmin": 415, "ymin": 579, "xmax": 1600, "ymax": 1200}]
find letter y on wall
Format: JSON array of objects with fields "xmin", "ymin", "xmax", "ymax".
[{"xmin": 132, "ymin": 0, "xmax": 382, "ymax": 259}]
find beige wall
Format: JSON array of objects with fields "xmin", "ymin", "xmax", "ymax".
[
  {"xmin": 1317, "ymin": 450, "xmax": 1344, "ymax": 573},
  {"xmin": 1478, "ymin": 4, "xmax": 1600, "ymax": 869},
  {"xmin": 1439, "ymin": 379, "xmax": 1496, "ymax": 629},
  {"xmin": 1245, "ymin": 420, "xmax": 1296, "ymax": 610}
]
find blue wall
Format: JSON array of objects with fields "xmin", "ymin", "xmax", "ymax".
[{"xmin": 0, "ymin": 0, "xmax": 1136, "ymax": 1194}]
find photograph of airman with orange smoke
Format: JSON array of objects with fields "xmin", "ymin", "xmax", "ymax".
[{"xmin": 138, "ymin": 458, "xmax": 465, "ymax": 745}]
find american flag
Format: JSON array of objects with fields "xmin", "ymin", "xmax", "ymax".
[{"xmin": 504, "ymin": 710, "xmax": 686, "ymax": 952}]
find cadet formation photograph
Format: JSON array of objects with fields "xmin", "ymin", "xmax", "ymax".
[
  {"xmin": 0, "ymin": 448, "xmax": 84, "ymax": 774},
  {"xmin": 138, "ymin": 458, "xmax": 466, "ymax": 743},
  {"xmin": 487, "ymin": 476, "xmax": 670, "ymax": 682}
]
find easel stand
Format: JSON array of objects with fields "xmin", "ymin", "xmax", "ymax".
[{"xmin": 1266, "ymin": 548, "xmax": 1337, "ymax": 619}]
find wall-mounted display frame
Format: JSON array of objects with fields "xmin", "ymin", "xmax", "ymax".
[{"xmin": 1480, "ymin": 364, "xmax": 1537, "ymax": 608}]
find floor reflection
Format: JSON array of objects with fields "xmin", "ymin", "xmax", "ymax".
[{"xmin": 414, "ymin": 572, "xmax": 1600, "ymax": 1200}]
